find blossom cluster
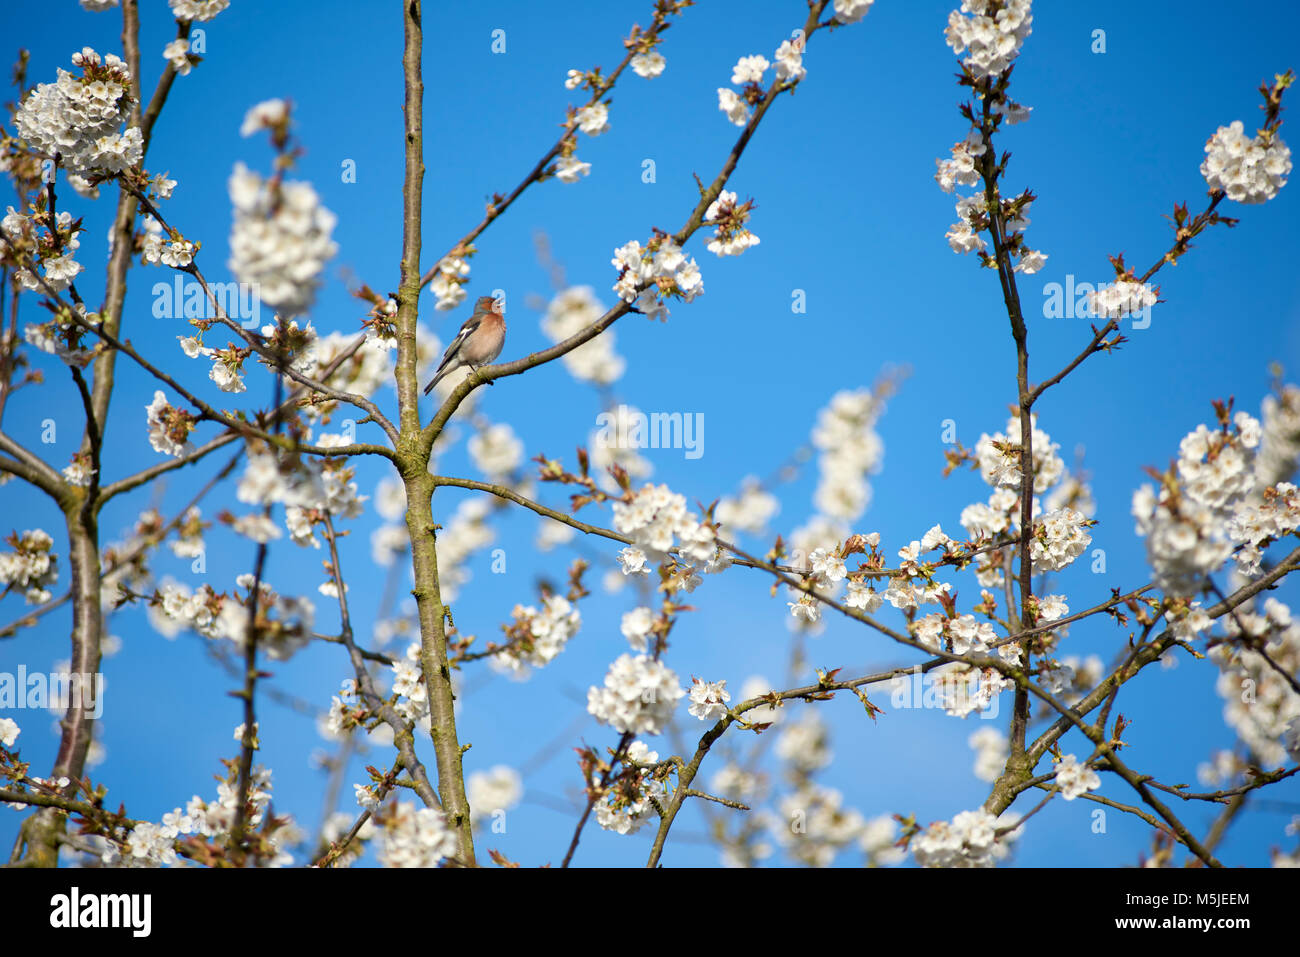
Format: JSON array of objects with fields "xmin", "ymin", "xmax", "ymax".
[
  {"xmin": 587, "ymin": 653, "xmax": 685, "ymax": 735},
  {"xmin": 0, "ymin": 529, "xmax": 59, "ymax": 604},
  {"xmin": 541, "ymin": 286, "xmax": 626, "ymax": 385},
  {"xmin": 163, "ymin": 39, "xmax": 193, "ymax": 76},
  {"xmin": 1028, "ymin": 507, "xmax": 1093, "ymax": 573},
  {"xmin": 1209, "ymin": 597, "xmax": 1300, "ymax": 766},
  {"xmin": 912, "ymin": 808, "xmax": 1016, "ymax": 867},
  {"xmin": 3, "ymin": 206, "xmax": 85, "ymax": 295},
  {"xmin": 716, "ymin": 54, "xmax": 764, "ymax": 127},
  {"xmin": 976, "ymin": 412, "xmax": 1061, "ymax": 492},
  {"xmin": 468, "ymin": 421, "xmax": 524, "ymax": 480},
  {"xmin": 23, "ymin": 309, "xmax": 99, "ymax": 365},
  {"xmin": 773, "ymin": 784, "xmax": 894, "ymax": 867},
  {"xmin": 589, "ymin": 405, "xmax": 654, "ymax": 496},
  {"xmin": 833, "ymin": 0, "xmax": 875, "ymax": 24},
  {"xmin": 154, "ymin": 574, "xmax": 315, "ymax": 660},
  {"xmin": 1131, "ymin": 409, "xmax": 1276, "ymax": 595},
  {"xmin": 141, "ymin": 219, "xmax": 194, "ymax": 270},
  {"xmin": 810, "ymin": 389, "xmax": 885, "ymax": 522},
  {"xmin": 236, "ymin": 446, "xmax": 367, "ymax": 526},
  {"xmin": 494, "ymin": 594, "xmax": 582, "ymax": 674},
  {"xmin": 105, "ymin": 763, "xmax": 291, "ymax": 867},
  {"xmin": 430, "ymin": 255, "xmax": 469, "ymax": 311},
  {"xmin": 943, "ymin": 0, "xmax": 1034, "ymax": 79},
  {"xmin": 1256, "ymin": 385, "xmax": 1300, "ymax": 487},
  {"xmin": 554, "ymin": 151, "xmax": 590, "ymax": 184},
  {"xmin": 374, "ymin": 801, "xmax": 459, "ymax": 867},
  {"xmin": 297, "ymin": 331, "xmax": 397, "ymax": 409},
  {"xmin": 610, "ymin": 236, "xmax": 704, "ymax": 319},
  {"xmin": 776, "ymin": 710, "xmax": 832, "ymax": 772},
  {"xmin": 958, "ymin": 411, "xmax": 1095, "ymax": 590},
  {"xmin": 913, "ymin": 612, "xmax": 999, "ymax": 655},
  {"xmin": 1229, "ymin": 483, "xmax": 1300, "ymax": 577},
  {"xmin": 612, "ymin": 483, "xmax": 716, "ymax": 565},
  {"xmin": 228, "ymin": 158, "xmax": 337, "ymax": 318},
  {"xmin": 703, "ymin": 190, "xmax": 760, "ymax": 257},
  {"xmin": 389, "ymin": 642, "xmax": 430, "ymax": 724},
  {"xmin": 151, "ymin": 580, "xmax": 222, "ymax": 639},
  {"xmin": 630, "ymin": 51, "xmax": 667, "ymax": 79},
  {"xmin": 937, "ymin": 138, "xmax": 1046, "ymax": 271},
  {"xmin": 935, "ymin": 131, "xmax": 984, "ymax": 195},
  {"xmin": 466, "ymin": 765, "xmax": 524, "ymax": 825},
  {"xmin": 431, "ymin": 497, "xmax": 495, "ymax": 602},
  {"xmin": 715, "ymin": 477, "xmax": 780, "ymax": 536},
  {"xmin": 969, "ymin": 727, "xmax": 1009, "ymax": 782},
  {"xmin": 715, "ymin": 28, "xmax": 819, "ymax": 129},
  {"xmin": 926, "ymin": 662, "xmax": 1015, "ymax": 718},
  {"xmin": 594, "ymin": 741, "xmax": 666, "ymax": 835},
  {"xmin": 620, "ymin": 606, "xmax": 655, "ymax": 652},
  {"xmin": 1086, "ymin": 278, "xmax": 1159, "ymax": 320},
  {"xmin": 1201, "ymin": 119, "xmax": 1291, "ymax": 204},
  {"xmin": 14, "ymin": 48, "xmax": 140, "ymax": 177},
  {"xmin": 324, "ymin": 679, "xmax": 365, "ymax": 739},
  {"xmin": 168, "ymin": 0, "xmax": 230, "ymax": 21},
  {"xmin": 687, "ymin": 677, "xmax": 731, "ymax": 721},
  {"xmin": 1054, "ymin": 753, "xmax": 1101, "ymax": 800}
]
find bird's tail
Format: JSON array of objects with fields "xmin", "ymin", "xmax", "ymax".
[{"xmin": 423, "ymin": 361, "xmax": 455, "ymax": 395}]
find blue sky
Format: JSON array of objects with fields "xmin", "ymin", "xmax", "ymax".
[{"xmin": 1, "ymin": 0, "xmax": 1298, "ymax": 867}]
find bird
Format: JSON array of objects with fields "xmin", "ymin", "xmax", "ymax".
[{"xmin": 423, "ymin": 295, "xmax": 506, "ymax": 395}]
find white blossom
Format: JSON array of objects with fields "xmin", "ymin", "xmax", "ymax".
[
  {"xmin": 14, "ymin": 49, "xmax": 140, "ymax": 176},
  {"xmin": 688, "ymin": 678, "xmax": 731, "ymax": 721},
  {"xmin": 466, "ymin": 766, "xmax": 523, "ymax": 823},
  {"xmin": 833, "ymin": 0, "xmax": 875, "ymax": 24},
  {"xmin": 168, "ymin": 0, "xmax": 229, "ymax": 22},
  {"xmin": 227, "ymin": 162, "xmax": 337, "ymax": 317},
  {"xmin": 1201, "ymin": 120, "xmax": 1291, "ymax": 204},
  {"xmin": 163, "ymin": 39, "xmax": 192, "ymax": 76},
  {"xmin": 468, "ymin": 423, "xmax": 523, "ymax": 479},
  {"xmin": 555, "ymin": 154, "xmax": 591, "ymax": 183},
  {"xmin": 774, "ymin": 40, "xmax": 805, "ymax": 82},
  {"xmin": 1087, "ymin": 279, "xmax": 1158, "ymax": 320},
  {"xmin": 913, "ymin": 808, "xmax": 1016, "ymax": 868},
  {"xmin": 541, "ymin": 286, "xmax": 624, "ymax": 384},
  {"xmin": 612, "ymin": 484, "xmax": 716, "ymax": 565},
  {"xmin": 0, "ymin": 530, "xmax": 58, "ymax": 605},
  {"xmin": 631, "ymin": 51, "xmax": 665, "ymax": 78},
  {"xmin": 376, "ymin": 802, "xmax": 457, "ymax": 867},
  {"xmin": 576, "ymin": 102, "xmax": 609, "ymax": 136},
  {"xmin": 1054, "ymin": 754, "xmax": 1101, "ymax": 800},
  {"xmin": 944, "ymin": 0, "xmax": 1033, "ymax": 78},
  {"xmin": 587, "ymin": 654, "xmax": 684, "ymax": 735},
  {"xmin": 731, "ymin": 55, "xmax": 769, "ymax": 85},
  {"xmin": 717, "ymin": 87, "xmax": 750, "ymax": 126},
  {"xmin": 620, "ymin": 607, "xmax": 655, "ymax": 652}
]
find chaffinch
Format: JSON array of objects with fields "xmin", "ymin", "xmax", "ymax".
[{"xmin": 423, "ymin": 295, "xmax": 506, "ymax": 395}]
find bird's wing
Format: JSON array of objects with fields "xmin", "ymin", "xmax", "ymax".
[{"xmin": 433, "ymin": 314, "xmax": 482, "ymax": 375}]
